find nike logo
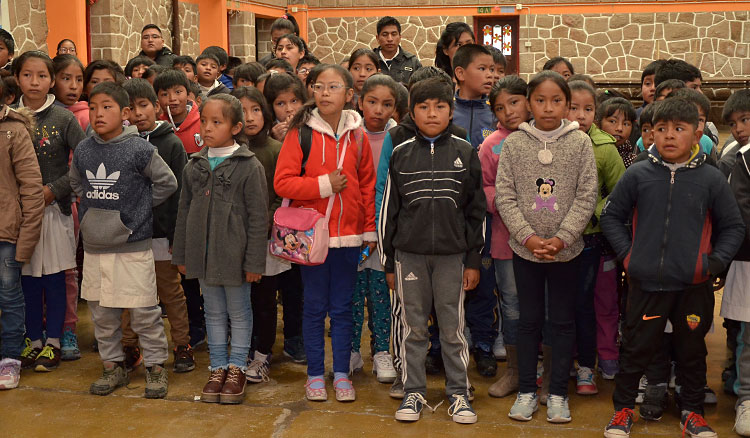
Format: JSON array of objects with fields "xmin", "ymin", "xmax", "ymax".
[{"xmin": 642, "ymin": 315, "xmax": 661, "ymax": 321}]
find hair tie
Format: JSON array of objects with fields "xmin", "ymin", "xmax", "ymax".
[{"xmin": 282, "ymin": 14, "xmax": 288, "ymax": 19}]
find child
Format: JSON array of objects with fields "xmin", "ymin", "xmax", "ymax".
[
  {"xmin": 274, "ymin": 64, "xmax": 376, "ymax": 402},
  {"xmin": 267, "ymin": 59, "xmax": 295, "ymax": 75},
  {"xmin": 142, "ymin": 65, "xmax": 165, "ymax": 87},
  {"xmin": 666, "ymin": 88, "xmax": 718, "ymax": 157},
  {"xmin": 654, "ymin": 59, "xmax": 702, "ymax": 92},
  {"xmin": 296, "ymin": 55, "xmax": 320, "ymax": 83},
  {"xmin": 274, "ymin": 34, "xmax": 307, "ymax": 71},
  {"xmin": 636, "ymin": 103, "xmax": 656, "ymax": 153},
  {"xmin": 154, "ymin": 69, "xmax": 202, "ymax": 154},
  {"xmin": 14, "ymin": 52, "xmax": 86, "ymax": 372},
  {"xmin": 202, "ymin": 46, "xmax": 234, "ymax": 91},
  {"xmin": 486, "ymin": 45, "xmax": 507, "ymax": 80},
  {"xmin": 349, "ymin": 74, "xmax": 398, "ymax": 382},
  {"xmin": 601, "ymin": 97, "xmax": 744, "ymax": 438},
  {"xmin": 125, "ymin": 56, "xmax": 155, "ymax": 79},
  {"xmin": 3, "ymin": 75, "xmax": 20, "ymax": 105},
  {"xmin": 233, "ymin": 62, "xmax": 266, "ymax": 88},
  {"xmin": 263, "ymin": 73, "xmax": 307, "ymax": 142},
  {"xmin": 379, "ymin": 76, "xmax": 485, "ymax": 423},
  {"xmin": 543, "ymin": 57, "xmax": 575, "ymax": 80},
  {"xmin": 568, "ymin": 80, "xmax": 625, "ymax": 392},
  {"xmin": 0, "ymin": 29, "xmax": 14, "ymax": 71},
  {"xmin": 83, "ymin": 60, "xmax": 125, "ymax": 100},
  {"xmin": 654, "ymin": 79, "xmax": 685, "ymax": 102},
  {"xmin": 637, "ymin": 60, "xmax": 665, "ymax": 118},
  {"xmin": 596, "ymin": 97, "xmax": 637, "ymax": 168},
  {"xmin": 481, "ymin": 76, "xmax": 530, "ymax": 399},
  {"xmin": 121, "ymin": 78, "xmax": 194, "ymax": 373},
  {"xmin": 434, "ymin": 22, "xmax": 474, "ymax": 77},
  {"xmin": 53, "ymin": 54, "xmax": 89, "ymax": 131},
  {"xmin": 393, "ymin": 82, "xmax": 408, "ymax": 124},
  {"xmin": 496, "ymin": 71, "xmax": 597, "ymax": 423},
  {"xmin": 348, "ymin": 49, "xmax": 379, "ymax": 112},
  {"xmin": 70, "ymin": 82, "xmax": 178, "ymax": 398},
  {"xmin": 172, "ymin": 56, "xmax": 197, "ymax": 83},
  {"xmin": 173, "ymin": 94, "xmax": 267, "ymax": 404},
  {"xmin": 196, "ymin": 53, "xmax": 230, "ymax": 97},
  {"xmin": 0, "ymin": 82, "xmax": 45, "ymax": 389},
  {"xmin": 260, "ymin": 14, "xmax": 300, "ymax": 65}
]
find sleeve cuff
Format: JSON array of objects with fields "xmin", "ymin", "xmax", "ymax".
[
  {"xmin": 521, "ymin": 234, "xmax": 534, "ymax": 245},
  {"xmin": 318, "ymin": 174, "xmax": 333, "ymax": 198},
  {"xmin": 362, "ymin": 231, "xmax": 377, "ymax": 242},
  {"xmin": 465, "ymin": 251, "xmax": 481, "ymax": 270}
]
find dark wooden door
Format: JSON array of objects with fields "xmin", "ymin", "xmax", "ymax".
[{"xmin": 474, "ymin": 16, "xmax": 520, "ymax": 75}]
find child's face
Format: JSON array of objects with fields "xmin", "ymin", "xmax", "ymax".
[
  {"xmin": 641, "ymin": 74, "xmax": 656, "ymax": 105},
  {"xmin": 0, "ymin": 41, "xmax": 11, "ymax": 66},
  {"xmin": 455, "ymin": 53, "xmax": 495, "ymax": 98},
  {"xmin": 568, "ymin": 90, "xmax": 595, "ymax": 133},
  {"xmin": 130, "ymin": 63, "xmax": 149, "ymax": 79},
  {"xmin": 174, "ymin": 63, "xmax": 196, "ymax": 82},
  {"xmin": 89, "ymin": 93, "xmax": 129, "ymax": 141},
  {"xmin": 600, "ymin": 109, "xmax": 633, "ymax": 147},
  {"xmin": 296, "ymin": 63, "xmax": 316, "ymax": 83},
  {"xmin": 313, "ymin": 69, "xmax": 353, "ymax": 122},
  {"xmin": 411, "ymin": 98, "xmax": 452, "ymax": 138},
  {"xmin": 349, "ymin": 55, "xmax": 378, "ymax": 93},
  {"xmin": 269, "ymin": 66, "xmax": 288, "ymax": 75},
  {"xmin": 640, "ymin": 122, "xmax": 654, "ymax": 147},
  {"xmin": 360, "ymin": 85, "xmax": 396, "ymax": 132},
  {"xmin": 696, "ymin": 106, "xmax": 707, "ymax": 134},
  {"xmin": 53, "ymin": 63, "xmax": 84, "ymax": 106},
  {"xmin": 235, "ymin": 77, "xmax": 254, "ymax": 88},
  {"xmin": 494, "ymin": 62, "xmax": 506, "ymax": 81},
  {"xmin": 728, "ymin": 111, "xmax": 750, "ymax": 146},
  {"xmin": 197, "ymin": 59, "xmax": 220, "ymax": 86},
  {"xmin": 272, "ymin": 89, "xmax": 303, "ymax": 122},
  {"xmin": 17, "ymin": 58, "xmax": 54, "ymax": 106},
  {"xmin": 157, "ymin": 85, "xmax": 188, "ymax": 121},
  {"xmin": 200, "ymin": 100, "xmax": 242, "ymax": 148},
  {"xmin": 275, "ymin": 38, "xmax": 304, "ymax": 70},
  {"xmin": 493, "ymin": 90, "xmax": 529, "ymax": 132},
  {"xmin": 57, "ymin": 41, "xmax": 76, "ymax": 57},
  {"xmin": 239, "ymin": 97, "xmax": 265, "ymax": 137},
  {"xmin": 257, "ymin": 79, "xmax": 267, "ymax": 94},
  {"xmin": 656, "ymin": 88, "xmax": 672, "ymax": 102},
  {"xmin": 86, "ymin": 69, "xmax": 116, "ymax": 97},
  {"xmin": 528, "ymin": 79, "xmax": 569, "ymax": 131},
  {"xmin": 550, "ymin": 62, "xmax": 572, "ymax": 80},
  {"xmin": 442, "ymin": 31, "xmax": 474, "ymax": 63},
  {"xmin": 653, "ymin": 119, "xmax": 701, "ymax": 163},
  {"xmin": 128, "ymin": 97, "xmax": 159, "ymax": 132},
  {"xmin": 685, "ymin": 78, "xmax": 702, "ymax": 93}
]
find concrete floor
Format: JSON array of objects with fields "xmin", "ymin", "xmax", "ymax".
[{"xmin": 0, "ymin": 288, "xmax": 741, "ymax": 438}]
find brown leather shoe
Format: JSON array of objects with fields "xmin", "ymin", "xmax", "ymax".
[
  {"xmin": 201, "ymin": 368, "xmax": 226, "ymax": 403},
  {"xmin": 220, "ymin": 365, "xmax": 246, "ymax": 404}
]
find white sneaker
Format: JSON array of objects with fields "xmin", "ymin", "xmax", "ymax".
[
  {"xmin": 508, "ymin": 392, "xmax": 539, "ymax": 421},
  {"xmin": 349, "ymin": 351, "xmax": 364, "ymax": 375},
  {"xmin": 493, "ymin": 335, "xmax": 507, "ymax": 360},
  {"xmin": 736, "ymin": 400, "xmax": 750, "ymax": 436},
  {"xmin": 0, "ymin": 358, "xmax": 21, "ymax": 389},
  {"xmin": 635, "ymin": 375, "xmax": 648, "ymax": 404},
  {"xmin": 546, "ymin": 395, "xmax": 572, "ymax": 423},
  {"xmin": 372, "ymin": 351, "xmax": 397, "ymax": 383},
  {"xmin": 245, "ymin": 352, "xmax": 270, "ymax": 383}
]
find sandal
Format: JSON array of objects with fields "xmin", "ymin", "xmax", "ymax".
[
  {"xmin": 305, "ymin": 378, "xmax": 327, "ymax": 401},
  {"xmin": 334, "ymin": 377, "xmax": 356, "ymax": 402}
]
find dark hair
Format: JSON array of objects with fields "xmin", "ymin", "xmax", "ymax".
[
  {"xmin": 142, "ymin": 64, "xmax": 166, "ymax": 82},
  {"xmin": 452, "ymin": 44, "xmax": 492, "ymax": 78},
  {"xmin": 409, "ymin": 77, "xmax": 454, "ymax": 113},
  {"xmin": 52, "ymin": 54, "xmax": 84, "ymax": 77},
  {"xmin": 202, "ymin": 46, "xmax": 229, "ymax": 67},
  {"xmin": 305, "ymin": 64, "xmax": 325, "ymax": 88},
  {"xmin": 641, "ymin": 59, "xmax": 666, "ymax": 83},
  {"xmin": 597, "ymin": 88, "xmax": 627, "ymax": 106},
  {"xmin": 90, "ymin": 81, "xmax": 130, "ymax": 110},
  {"xmin": 376, "ymin": 16, "xmax": 401, "ymax": 35},
  {"xmin": 543, "ymin": 57, "xmax": 575, "ymax": 75},
  {"xmin": 271, "ymin": 14, "xmax": 299, "ymax": 36},
  {"xmin": 654, "ymin": 59, "xmax": 702, "ymax": 87},
  {"xmin": 394, "ymin": 82, "xmax": 408, "ymax": 120},
  {"xmin": 722, "ymin": 89, "xmax": 750, "ymax": 123},
  {"xmin": 56, "ymin": 39, "xmax": 76, "ymax": 54},
  {"xmin": 490, "ymin": 75, "xmax": 528, "ymax": 108},
  {"xmin": 361, "ymin": 73, "xmax": 399, "ymax": 102},
  {"xmin": 485, "ymin": 45, "xmax": 507, "ymax": 68},
  {"xmin": 640, "ymin": 102, "xmax": 656, "ymax": 127},
  {"xmin": 0, "ymin": 29, "xmax": 15, "ymax": 55},
  {"xmin": 125, "ymin": 56, "xmax": 155, "ymax": 77},
  {"xmin": 233, "ymin": 62, "xmax": 266, "ymax": 86},
  {"xmin": 172, "ymin": 55, "xmax": 197, "ymax": 74},
  {"xmin": 266, "ymin": 58, "xmax": 295, "ymax": 74},
  {"xmin": 595, "ymin": 97, "xmax": 637, "ymax": 125},
  {"xmin": 568, "ymin": 80, "xmax": 597, "ymax": 106},
  {"xmin": 256, "ymin": 72, "xmax": 272, "ymax": 87},
  {"xmin": 123, "ymin": 77, "xmax": 158, "ymax": 105},
  {"xmin": 290, "ymin": 64, "xmax": 352, "ymax": 130},
  {"xmin": 667, "ymin": 88, "xmax": 711, "ymax": 119},
  {"xmin": 298, "ymin": 54, "xmax": 320, "ymax": 68},
  {"xmin": 652, "ymin": 97, "xmax": 699, "ymax": 128},
  {"xmin": 263, "ymin": 72, "xmax": 308, "ymax": 113},
  {"xmin": 187, "ymin": 82, "xmax": 201, "ymax": 99},
  {"xmin": 655, "ymin": 79, "xmax": 685, "ymax": 99},
  {"xmin": 231, "ymin": 86, "xmax": 273, "ymax": 142},
  {"xmin": 227, "ymin": 56, "xmax": 242, "ymax": 73},
  {"xmin": 348, "ymin": 48, "xmax": 379, "ymax": 71},
  {"xmin": 200, "ymin": 94, "xmax": 246, "ymax": 141},
  {"xmin": 568, "ymin": 73, "xmax": 595, "ymax": 88},
  {"xmin": 3, "ymin": 76, "xmax": 20, "ymax": 105},
  {"xmin": 275, "ymin": 34, "xmax": 308, "ymax": 58},
  {"xmin": 407, "ymin": 66, "xmax": 453, "ymax": 90},
  {"xmin": 141, "ymin": 24, "xmax": 162, "ymax": 34},
  {"xmin": 527, "ymin": 70, "xmax": 571, "ymax": 103},
  {"xmin": 435, "ymin": 22, "xmax": 474, "ymax": 75},
  {"xmin": 196, "ymin": 53, "xmax": 221, "ymax": 67},
  {"xmin": 83, "ymin": 60, "xmax": 126, "ymax": 89},
  {"xmin": 153, "ymin": 68, "xmax": 190, "ymax": 94},
  {"xmin": 13, "ymin": 51, "xmax": 54, "ymax": 78}
]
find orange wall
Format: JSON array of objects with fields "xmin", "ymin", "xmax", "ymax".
[{"xmin": 46, "ymin": 0, "xmax": 88, "ymax": 62}]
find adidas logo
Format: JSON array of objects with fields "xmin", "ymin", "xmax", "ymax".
[
  {"xmin": 85, "ymin": 163, "xmax": 120, "ymax": 200},
  {"xmin": 454, "ymin": 157, "xmax": 463, "ymax": 168},
  {"xmin": 404, "ymin": 272, "xmax": 418, "ymax": 281}
]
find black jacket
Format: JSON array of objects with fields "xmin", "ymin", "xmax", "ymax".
[
  {"xmin": 379, "ymin": 129, "xmax": 486, "ymax": 273},
  {"xmin": 207, "ymin": 83, "xmax": 231, "ymax": 97},
  {"xmin": 373, "ymin": 46, "xmax": 422, "ymax": 85},
  {"xmin": 137, "ymin": 47, "xmax": 176, "ymax": 68},
  {"xmin": 728, "ymin": 144, "xmax": 750, "ymax": 261},
  {"xmin": 389, "ymin": 114, "xmax": 467, "ymax": 147},
  {"xmin": 601, "ymin": 148, "xmax": 744, "ymax": 291}
]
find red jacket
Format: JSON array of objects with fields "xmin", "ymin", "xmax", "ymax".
[
  {"xmin": 274, "ymin": 109, "xmax": 376, "ymax": 248},
  {"xmin": 161, "ymin": 101, "xmax": 202, "ymax": 154}
]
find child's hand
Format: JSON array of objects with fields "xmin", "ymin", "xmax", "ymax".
[
  {"xmin": 524, "ymin": 235, "xmax": 546, "ymax": 259},
  {"xmin": 42, "ymin": 186, "xmax": 55, "ymax": 205},
  {"xmin": 329, "ymin": 169, "xmax": 347, "ymax": 193},
  {"xmin": 463, "ymin": 268, "xmax": 480, "ymax": 290},
  {"xmin": 177, "ymin": 265, "xmax": 186, "ymax": 275},
  {"xmin": 271, "ymin": 121, "xmax": 289, "ymax": 141},
  {"xmin": 363, "ymin": 241, "xmax": 377, "ymax": 253},
  {"xmin": 536, "ymin": 237, "xmax": 564, "ymax": 261},
  {"xmin": 386, "ymin": 273, "xmax": 395, "ymax": 290},
  {"xmin": 246, "ymin": 272, "xmax": 262, "ymax": 283}
]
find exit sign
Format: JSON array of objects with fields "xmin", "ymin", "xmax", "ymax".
[{"xmin": 477, "ymin": 6, "xmax": 516, "ymax": 13}]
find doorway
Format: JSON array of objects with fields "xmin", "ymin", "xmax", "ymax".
[{"xmin": 474, "ymin": 16, "xmax": 520, "ymax": 75}]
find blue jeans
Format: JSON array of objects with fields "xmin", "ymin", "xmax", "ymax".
[
  {"xmin": 494, "ymin": 259, "xmax": 519, "ymax": 345},
  {"xmin": 0, "ymin": 242, "xmax": 25, "ymax": 358},
  {"xmin": 22, "ymin": 271, "xmax": 67, "ymax": 341},
  {"xmin": 300, "ymin": 247, "xmax": 358, "ymax": 376},
  {"xmin": 199, "ymin": 280, "xmax": 252, "ymax": 370}
]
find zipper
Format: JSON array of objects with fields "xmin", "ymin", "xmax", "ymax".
[
  {"xmin": 657, "ymin": 170, "xmax": 676, "ymax": 288},
  {"xmin": 336, "ymin": 138, "xmax": 342, "ymax": 239},
  {"xmin": 430, "ymin": 141, "xmax": 435, "ymax": 254},
  {"xmin": 469, "ymin": 102, "xmax": 475, "ymax": 145}
]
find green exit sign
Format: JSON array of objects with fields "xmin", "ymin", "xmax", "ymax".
[{"xmin": 478, "ymin": 7, "xmax": 492, "ymax": 13}]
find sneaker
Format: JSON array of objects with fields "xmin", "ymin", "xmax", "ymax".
[
  {"xmin": 680, "ymin": 411, "xmax": 717, "ymax": 438},
  {"xmin": 349, "ymin": 351, "xmax": 364, "ymax": 375},
  {"xmin": 283, "ymin": 336, "xmax": 307, "ymax": 364},
  {"xmin": 547, "ymin": 394, "xmax": 572, "ymax": 423},
  {"xmin": 395, "ymin": 392, "xmax": 429, "ymax": 422},
  {"xmin": 123, "ymin": 345, "xmax": 143, "ymax": 372},
  {"xmin": 493, "ymin": 335, "xmax": 507, "ymax": 360},
  {"xmin": 474, "ymin": 347, "xmax": 497, "ymax": 377},
  {"xmin": 576, "ymin": 366, "xmax": 598, "ymax": 395},
  {"xmin": 604, "ymin": 408, "xmax": 635, "ymax": 438},
  {"xmin": 372, "ymin": 351, "xmax": 397, "ymax": 383},
  {"xmin": 90, "ymin": 362, "xmax": 129, "ymax": 396},
  {"xmin": 334, "ymin": 377, "xmax": 356, "ymax": 402},
  {"xmin": 173, "ymin": 345, "xmax": 195, "ymax": 373},
  {"xmin": 448, "ymin": 394, "xmax": 477, "ymax": 424},
  {"xmin": 425, "ymin": 352, "xmax": 443, "ymax": 375},
  {"xmin": 508, "ymin": 392, "xmax": 539, "ymax": 421},
  {"xmin": 145, "ymin": 364, "xmax": 168, "ymax": 399},
  {"xmin": 389, "ymin": 372, "xmax": 405, "ymax": 399},
  {"xmin": 246, "ymin": 357, "xmax": 270, "ymax": 383},
  {"xmin": 20, "ymin": 338, "xmax": 42, "ymax": 369},
  {"xmin": 703, "ymin": 386, "xmax": 717, "ymax": 404},
  {"xmin": 735, "ymin": 400, "xmax": 750, "ymax": 436},
  {"xmin": 640, "ymin": 383, "xmax": 668, "ymax": 421},
  {"xmin": 598, "ymin": 359, "xmax": 619, "ymax": 380},
  {"xmin": 34, "ymin": 345, "xmax": 61, "ymax": 372},
  {"xmin": 0, "ymin": 358, "xmax": 21, "ymax": 389},
  {"xmin": 220, "ymin": 365, "xmax": 246, "ymax": 404},
  {"xmin": 635, "ymin": 375, "xmax": 647, "ymax": 404},
  {"xmin": 60, "ymin": 328, "xmax": 81, "ymax": 361}
]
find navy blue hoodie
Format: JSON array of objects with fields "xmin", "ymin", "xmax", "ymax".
[{"xmin": 452, "ymin": 92, "xmax": 495, "ymax": 149}]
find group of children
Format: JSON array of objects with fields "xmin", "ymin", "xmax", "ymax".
[{"xmin": 0, "ymin": 14, "xmax": 749, "ymax": 437}]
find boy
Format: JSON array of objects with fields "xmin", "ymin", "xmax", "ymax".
[
  {"xmin": 600, "ymin": 98, "xmax": 745, "ymax": 438},
  {"xmin": 122, "ymin": 78, "xmax": 194, "ymax": 374},
  {"xmin": 154, "ymin": 69, "xmax": 202, "ymax": 154},
  {"xmin": 637, "ymin": 60, "xmax": 665, "ymax": 118},
  {"xmin": 654, "ymin": 59, "xmax": 702, "ymax": 92},
  {"xmin": 654, "ymin": 79, "xmax": 685, "ymax": 102},
  {"xmin": 635, "ymin": 103, "xmax": 655, "ymax": 153},
  {"xmin": 667, "ymin": 88, "xmax": 717, "ymax": 157},
  {"xmin": 296, "ymin": 55, "xmax": 320, "ymax": 83},
  {"xmin": 195, "ymin": 53, "xmax": 230, "ymax": 98},
  {"xmin": 172, "ymin": 56, "xmax": 197, "ymax": 83},
  {"xmin": 201, "ymin": 46, "xmax": 234, "ymax": 91},
  {"xmin": 379, "ymin": 77, "xmax": 486, "ymax": 424},
  {"xmin": 719, "ymin": 89, "xmax": 750, "ymax": 175},
  {"xmin": 266, "ymin": 58, "xmax": 294, "ymax": 75},
  {"xmin": 485, "ymin": 45, "xmax": 507, "ymax": 81},
  {"xmin": 233, "ymin": 62, "xmax": 267, "ymax": 88},
  {"xmin": 0, "ymin": 29, "xmax": 15, "ymax": 71},
  {"xmin": 69, "ymin": 82, "xmax": 178, "ymax": 398}
]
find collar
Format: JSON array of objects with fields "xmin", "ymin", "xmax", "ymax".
[
  {"xmin": 379, "ymin": 46, "xmax": 400, "ymax": 63},
  {"xmin": 19, "ymin": 94, "xmax": 56, "ymax": 113}
]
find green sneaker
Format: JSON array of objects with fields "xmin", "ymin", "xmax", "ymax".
[
  {"xmin": 145, "ymin": 365, "xmax": 168, "ymax": 399},
  {"xmin": 90, "ymin": 362, "xmax": 129, "ymax": 396},
  {"xmin": 20, "ymin": 338, "xmax": 42, "ymax": 369}
]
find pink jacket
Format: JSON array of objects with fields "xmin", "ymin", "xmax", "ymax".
[
  {"xmin": 68, "ymin": 101, "xmax": 90, "ymax": 131},
  {"xmin": 479, "ymin": 124, "xmax": 513, "ymax": 260}
]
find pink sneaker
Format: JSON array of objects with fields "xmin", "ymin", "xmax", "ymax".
[
  {"xmin": 305, "ymin": 378, "xmax": 327, "ymax": 401},
  {"xmin": 0, "ymin": 358, "xmax": 21, "ymax": 389},
  {"xmin": 334, "ymin": 378, "xmax": 356, "ymax": 402}
]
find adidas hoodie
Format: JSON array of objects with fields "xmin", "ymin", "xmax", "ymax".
[{"xmin": 70, "ymin": 125, "xmax": 178, "ymax": 254}]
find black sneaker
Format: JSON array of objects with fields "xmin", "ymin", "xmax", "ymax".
[
  {"xmin": 448, "ymin": 394, "xmax": 477, "ymax": 424},
  {"xmin": 474, "ymin": 347, "xmax": 497, "ymax": 377},
  {"xmin": 34, "ymin": 345, "xmax": 61, "ymax": 372},
  {"xmin": 680, "ymin": 411, "xmax": 717, "ymax": 438},
  {"xmin": 640, "ymin": 383, "xmax": 667, "ymax": 421},
  {"xmin": 123, "ymin": 346, "xmax": 143, "ymax": 372},
  {"xmin": 604, "ymin": 408, "xmax": 635, "ymax": 438},
  {"xmin": 173, "ymin": 345, "xmax": 195, "ymax": 373},
  {"xmin": 395, "ymin": 392, "xmax": 428, "ymax": 422},
  {"xmin": 283, "ymin": 336, "xmax": 307, "ymax": 364},
  {"xmin": 425, "ymin": 352, "xmax": 443, "ymax": 375},
  {"xmin": 20, "ymin": 339, "xmax": 42, "ymax": 369}
]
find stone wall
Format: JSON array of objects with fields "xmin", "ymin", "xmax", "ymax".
[
  {"xmin": 257, "ymin": 17, "xmax": 275, "ymax": 61},
  {"xmin": 8, "ymin": 0, "xmax": 48, "ymax": 54},
  {"xmin": 229, "ymin": 10, "xmax": 256, "ymax": 62},
  {"xmin": 178, "ymin": 2, "xmax": 200, "ymax": 59}
]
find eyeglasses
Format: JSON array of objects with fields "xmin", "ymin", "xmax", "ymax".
[
  {"xmin": 297, "ymin": 68, "xmax": 311, "ymax": 75},
  {"xmin": 312, "ymin": 83, "xmax": 346, "ymax": 93},
  {"xmin": 58, "ymin": 48, "xmax": 76, "ymax": 54}
]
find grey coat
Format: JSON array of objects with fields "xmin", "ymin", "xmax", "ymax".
[{"xmin": 172, "ymin": 145, "xmax": 268, "ymax": 286}]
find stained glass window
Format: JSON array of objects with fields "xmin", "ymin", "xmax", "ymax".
[
  {"xmin": 483, "ymin": 25, "xmax": 492, "ymax": 45},
  {"xmin": 482, "ymin": 23, "xmax": 513, "ymax": 55},
  {"xmin": 502, "ymin": 24, "xmax": 512, "ymax": 56}
]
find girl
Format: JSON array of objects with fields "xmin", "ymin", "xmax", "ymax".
[
  {"xmin": 263, "ymin": 72, "xmax": 307, "ymax": 142},
  {"xmin": 274, "ymin": 64, "xmax": 376, "ymax": 402},
  {"xmin": 567, "ymin": 81, "xmax": 625, "ymax": 394},
  {"xmin": 125, "ymin": 56, "xmax": 155, "ymax": 79},
  {"xmin": 435, "ymin": 22, "xmax": 475, "ymax": 76},
  {"xmin": 173, "ymin": 94, "xmax": 268, "ymax": 404},
  {"xmin": 260, "ymin": 15, "xmax": 300, "ymax": 65},
  {"xmin": 496, "ymin": 71, "xmax": 597, "ymax": 423},
  {"xmin": 56, "ymin": 39, "xmax": 77, "ymax": 57},
  {"xmin": 274, "ymin": 34, "xmax": 307, "ymax": 72},
  {"xmin": 348, "ymin": 49, "xmax": 379, "ymax": 112},
  {"xmin": 596, "ymin": 97, "xmax": 637, "ymax": 168},
  {"xmin": 14, "ymin": 51, "xmax": 85, "ymax": 372},
  {"xmin": 543, "ymin": 57, "xmax": 575, "ymax": 80},
  {"xmin": 83, "ymin": 60, "xmax": 125, "ymax": 101},
  {"xmin": 350, "ymin": 74, "xmax": 397, "ymax": 382},
  {"xmin": 480, "ymin": 76, "xmax": 529, "ymax": 399}
]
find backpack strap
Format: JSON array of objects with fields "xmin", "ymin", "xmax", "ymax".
[
  {"xmin": 299, "ymin": 125, "xmax": 314, "ymax": 176},
  {"xmin": 351, "ymin": 128, "xmax": 364, "ymax": 169}
]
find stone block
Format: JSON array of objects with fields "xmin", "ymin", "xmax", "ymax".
[
  {"xmin": 577, "ymin": 43, "xmax": 593, "ymax": 57},
  {"xmin": 738, "ymin": 44, "xmax": 748, "ymax": 58},
  {"xmin": 667, "ymin": 40, "xmax": 689, "ymax": 54},
  {"xmin": 551, "ymin": 26, "xmax": 569, "ymax": 39},
  {"xmin": 520, "ymin": 53, "xmax": 534, "ymax": 74},
  {"xmin": 569, "ymin": 28, "xmax": 587, "ymax": 43},
  {"xmin": 700, "ymin": 54, "xmax": 716, "ymax": 75},
  {"xmin": 545, "ymin": 39, "xmax": 559, "ymax": 58},
  {"xmin": 606, "ymin": 42, "xmax": 623, "ymax": 57},
  {"xmin": 570, "ymin": 57, "xmax": 585, "ymax": 74},
  {"xmin": 562, "ymin": 15, "xmax": 582, "ymax": 29},
  {"xmin": 731, "ymin": 21, "xmax": 742, "ymax": 41},
  {"xmin": 719, "ymin": 40, "xmax": 736, "ymax": 57},
  {"xmin": 694, "ymin": 12, "xmax": 713, "ymax": 27},
  {"xmin": 730, "ymin": 58, "xmax": 742, "ymax": 76},
  {"xmin": 664, "ymin": 23, "xmax": 697, "ymax": 40},
  {"xmin": 560, "ymin": 39, "xmax": 577, "ymax": 57},
  {"xmin": 707, "ymin": 21, "xmax": 729, "ymax": 38},
  {"xmin": 602, "ymin": 58, "xmax": 618, "ymax": 74},
  {"xmin": 622, "ymin": 24, "xmax": 639, "ymax": 40},
  {"xmin": 587, "ymin": 58, "xmax": 603, "ymax": 75},
  {"xmin": 743, "ymin": 59, "xmax": 750, "ymax": 76},
  {"xmin": 631, "ymin": 13, "xmax": 654, "ymax": 25},
  {"xmin": 590, "ymin": 47, "xmax": 607, "ymax": 65},
  {"xmin": 584, "ymin": 17, "xmax": 608, "ymax": 34},
  {"xmin": 607, "ymin": 29, "xmax": 622, "ymax": 43},
  {"xmin": 677, "ymin": 13, "xmax": 694, "ymax": 25},
  {"xmin": 640, "ymin": 24, "xmax": 654, "ymax": 40},
  {"xmin": 536, "ymin": 15, "xmax": 554, "ymax": 29},
  {"xmin": 609, "ymin": 14, "xmax": 629, "ymax": 29}
]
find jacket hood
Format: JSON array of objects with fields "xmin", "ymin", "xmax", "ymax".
[
  {"xmin": 19, "ymin": 94, "xmax": 56, "ymax": 114},
  {"xmin": 140, "ymin": 120, "xmax": 175, "ymax": 141},
  {"xmin": 1, "ymin": 104, "xmax": 35, "ymax": 140},
  {"xmin": 588, "ymin": 123, "xmax": 616, "ymax": 147},
  {"xmin": 306, "ymin": 108, "xmax": 362, "ymax": 138},
  {"xmin": 396, "ymin": 114, "xmax": 416, "ymax": 133},
  {"xmin": 518, "ymin": 119, "xmax": 580, "ymax": 143},
  {"xmin": 92, "ymin": 124, "xmax": 140, "ymax": 145},
  {"xmin": 647, "ymin": 144, "xmax": 706, "ymax": 169},
  {"xmin": 166, "ymin": 100, "xmax": 200, "ymax": 133}
]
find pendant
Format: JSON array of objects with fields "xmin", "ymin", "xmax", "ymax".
[{"xmin": 538, "ymin": 148, "xmax": 553, "ymax": 165}]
